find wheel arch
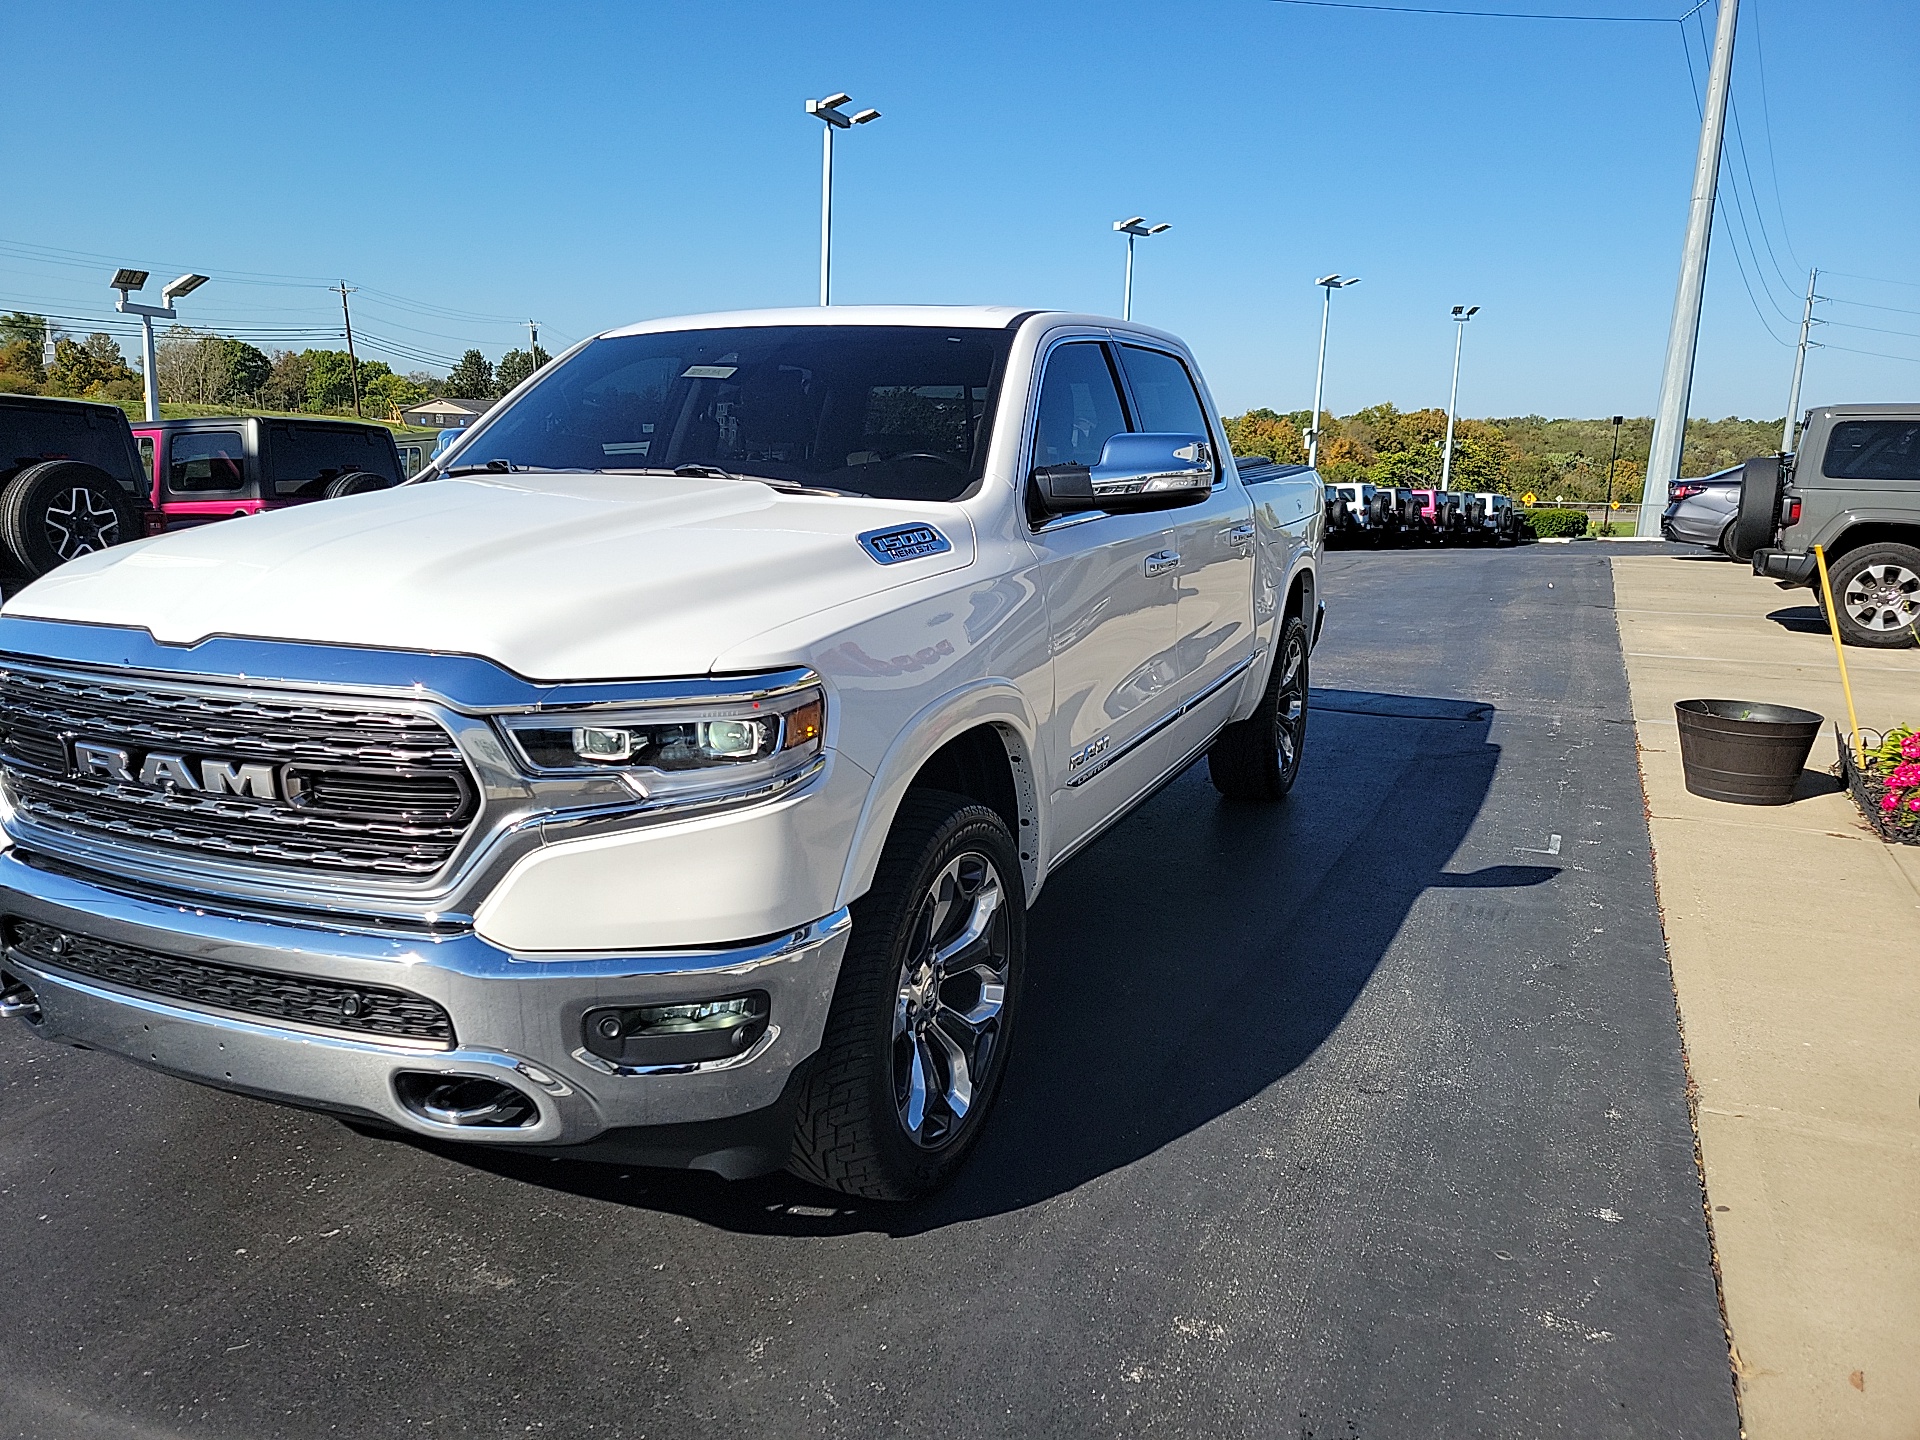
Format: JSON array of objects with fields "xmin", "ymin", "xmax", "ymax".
[
  {"xmin": 1821, "ymin": 519, "xmax": 1920, "ymax": 564},
  {"xmin": 837, "ymin": 683, "xmax": 1041, "ymax": 911}
]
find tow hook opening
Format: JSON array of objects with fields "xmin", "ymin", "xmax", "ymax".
[
  {"xmin": 0, "ymin": 970, "xmax": 41, "ymax": 1024},
  {"xmin": 394, "ymin": 1073, "xmax": 537, "ymax": 1129}
]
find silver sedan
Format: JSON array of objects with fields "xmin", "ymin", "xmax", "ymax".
[{"xmin": 1659, "ymin": 465, "xmax": 1744, "ymax": 549}]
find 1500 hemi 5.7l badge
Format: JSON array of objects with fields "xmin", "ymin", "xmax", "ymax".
[{"xmin": 858, "ymin": 524, "xmax": 952, "ymax": 565}]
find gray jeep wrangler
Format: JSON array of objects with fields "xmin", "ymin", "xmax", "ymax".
[{"xmin": 1732, "ymin": 404, "xmax": 1920, "ymax": 648}]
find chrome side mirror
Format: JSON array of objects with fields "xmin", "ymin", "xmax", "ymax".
[{"xmin": 1029, "ymin": 432, "xmax": 1213, "ymax": 518}]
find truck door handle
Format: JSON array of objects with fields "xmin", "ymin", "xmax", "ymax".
[
  {"xmin": 1144, "ymin": 550, "xmax": 1179, "ymax": 577},
  {"xmin": 1225, "ymin": 522, "xmax": 1256, "ymax": 546}
]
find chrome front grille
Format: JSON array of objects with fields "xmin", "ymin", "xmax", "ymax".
[{"xmin": 0, "ymin": 666, "xmax": 478, "ymax": 881}]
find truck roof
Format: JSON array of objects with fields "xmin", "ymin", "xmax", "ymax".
[
  {"xmin": 1806, "ymin": 403, "xmax": 1920, "ymax": 418},
  {"xmin": 598, "ymin": 306, "xmax": 1187, "ymax": 349}
]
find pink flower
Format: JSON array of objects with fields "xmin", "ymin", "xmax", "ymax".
[
  {"xmin": 1889, "ymin": 763, "xmax": 1920, "ymax": 788},
  {"xmin": 1902, "ymin": 735, "xmax": 1920, "ymax": 760},
  {"xmin": 1882, "ymin": 792, "xmax": 1901, "ymax": 812},
  {"xmin": 1909, "ymin": 797, "xmax": 1920, "ymax": 814}
]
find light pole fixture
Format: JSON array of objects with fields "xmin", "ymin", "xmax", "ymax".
[
  {"xmin": 1439, "ymin": 303, "xmax": 1478, "ymax": 492},
  {"xmin": 112, "ymin": 268, "xmax": 209, "ymax": 422},
  {"xmin": 806, "ymin": 92, "xmax": 881, "ymax": 306},
  {"xmin": 1308, "ymin": 274, "xmax": 1360, "ymax": 469},
  {"xmin": 1113, "ymin": 217, "xmax": 1170, "ymax": 322}
]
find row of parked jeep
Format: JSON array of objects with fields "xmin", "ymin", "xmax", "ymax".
[
  {"xmin": 1322, "ymin": 482, "xmax": 1523, "ymax": 548},
  {"xmin": 0, "ymin": 393, "xmax": 407, "ymax": 581}
]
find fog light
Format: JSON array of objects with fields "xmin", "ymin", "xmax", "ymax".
[{"xmin": 583, "ymin": 992, "xmax": 770, "ymax": 1067}]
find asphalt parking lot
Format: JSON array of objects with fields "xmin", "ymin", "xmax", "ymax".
[{"xmin": 0, "ymin": 543, "xmax": 1741, "ymax": 1439}]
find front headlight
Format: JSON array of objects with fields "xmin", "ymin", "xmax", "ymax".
[{"xmin": 498, "ymin": 685, "xmax": 825, "ymax": 808}]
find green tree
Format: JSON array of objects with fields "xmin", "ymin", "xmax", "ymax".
[
  {"xmin": 363, "ymin": 370, "xmax": 430, "ymax": 419},
  {"xmin": 305, "ymin": 350, "xmax": 360, "ymax": 411},
  {"xmin": 1370, "ymin": 444, "xmax": 1441, "ymax": 487},
  {"xmin": 0, "ymin": 312, "xmax": 48, "ymax": 351},
  {"xmin": 445, "ymin": 349, "xmax": 494, "ymax": 400},
  {"xmin": 215, "ymin": 338, "xmax": 272, "ymax": 402},
  {"xmin": 262, "ymin": 350, "xmax": 312, "ymax": 411},
  {"xmin": 1222, "ymin": 408, "xmax": 1305, "ymax": 463},
  {"xmin": 494, "ymin": 344, "xmax": 551, "ymax": 395},
  {"xmin": 46, "ymin": 337, "xmax": 110, "ymax": 395},
  {"xmin": 0, "ymin": 338, "xmax": 46, "ymax": 393}
]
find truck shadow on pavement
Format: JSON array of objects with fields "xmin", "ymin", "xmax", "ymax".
[{"xmin": 442, "ymin": 689, "xmax": 1550, "ymax": 1235}]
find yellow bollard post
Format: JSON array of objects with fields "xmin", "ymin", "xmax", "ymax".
[{"xmin": 1812, "ymin": 544, "xmax": 1865, "ymax": 769}]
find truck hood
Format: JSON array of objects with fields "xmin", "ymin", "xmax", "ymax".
[{"xmin": 4, "ymin": 474, "xmax": 977, "ymax": 680}]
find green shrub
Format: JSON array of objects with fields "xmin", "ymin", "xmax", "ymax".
[{"xmin": 1524, "ymin": 508, "xmax": 1589, "ymax": 538}]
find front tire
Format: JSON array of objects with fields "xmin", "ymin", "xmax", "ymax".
[
  {"xmin": 1207, "ymin": 613, "xmax": 1310, "ymax": 801},
  {"xmin": 1826, "ymin": 543, "xmax": 1920, "ymax": 648},
  {"xmin": 789, "ymin": 792, "xmax": 1026, "ymax": 1200}
]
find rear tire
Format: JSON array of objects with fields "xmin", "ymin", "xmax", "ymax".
[
  {"xmin": 1207, "ymin": 614, "xmax": 1310, "ymax": 802},
  {"xmin": 1825, "ymin": 543, "xmax": 1920, "ymax": 648},
  {"xmin": 0, "ymin": 460, "xmax": 143, "ymax": 578},
  {"xmin": 788, "ymin": 792, "xmax": 1026, "ymax": 1200}
]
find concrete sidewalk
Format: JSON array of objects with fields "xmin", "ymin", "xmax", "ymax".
[{"xmin": 1611, "ymin": 553, "xmax": 1920, "ymax": 1438}]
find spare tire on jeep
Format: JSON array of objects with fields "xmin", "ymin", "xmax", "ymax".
[
  {"xmin": 322, "ymin": 470, "xmax": 391, "ymax": 499},
  {"xmin": 0, "ymin": 460, "xmax": 144, "ymax": 579},
  {"xmin": 1726, "ymin": 455, "xmax": 1783, "ymax": 561}
]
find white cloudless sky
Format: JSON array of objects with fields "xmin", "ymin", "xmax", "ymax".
[{"xmin": 3, "ymin": 0, "xmax": 1914, "ymax": 419}]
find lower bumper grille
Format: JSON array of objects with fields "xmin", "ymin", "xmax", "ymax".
[{"xmin": 7, "ymin": 919, "xmax": 455, "ymax": 1046}]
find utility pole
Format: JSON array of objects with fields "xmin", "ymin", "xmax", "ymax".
[
  {"xmin": 527, "ymin": 319, "xmax": 541, "ymax": 365},
  {"xmin": 1308, "ymin": 274, "xmax": 1359, "ymax": 469},
  {"xmin": 1638, "ymin": 0, "xmax": 1740, "ymax": 535},
  {"xmin": 1440, "ymin": 304, "xmax": 1478, "ymax": 491},
  {"xmin": 1605, "ymin": 414, "xmax": 1624, "ymax": 518},
  {"xmin": 1782, "ymin": 268, "xmax": 1819, "ymax": 453},
  {"xmin": 334, "ymin": 281, "xmax": 362, "ymax": 418}
]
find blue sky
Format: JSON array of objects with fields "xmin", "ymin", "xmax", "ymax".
[{"xmin": 4, "ymin": 0, "xmax": 1915, "ymax": 420}]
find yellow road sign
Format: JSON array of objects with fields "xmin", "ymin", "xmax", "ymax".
[
  {"xmin": 1610, "ymin": 500, "xmax": 1621, "ymax": 510},
  {"xmin": 1521, "ymin": 492, "xmax": 1537, "ymax": 507}
]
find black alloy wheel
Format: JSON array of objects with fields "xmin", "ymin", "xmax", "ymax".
[
  {"xmin": 0, "ymin": 460, "xmax": 143, "ymax": 578},
  {"xmin": 1207, "ymin": 612, "xmax": 1310, "ymax": 801},
  {"xmin": 790, "ymin": 792, "xmax": 1026, "ymax": 1199}
]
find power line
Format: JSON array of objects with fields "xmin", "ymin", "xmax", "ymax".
[
  {"xmin": 1267, "ymin": 0, "xmax": 1706, "ymax": 19},
  {"xmin": 1744, "ymin": 0, "xmax": 1803, "ymax": 272}
]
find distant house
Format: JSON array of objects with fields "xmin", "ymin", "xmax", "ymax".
[{"xmin": 400, "ymin": 397, "xmax": 492, "ymax": 430}]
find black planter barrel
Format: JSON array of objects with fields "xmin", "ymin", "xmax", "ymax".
[{"xmin": 1674, "ymin": 699, "xmax": 1824, "ymax": 805}]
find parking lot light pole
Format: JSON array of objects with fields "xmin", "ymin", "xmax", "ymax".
[
  {"xmin": 1439, "ymin": 304, "xmax": 1478, "ymax": 492},
  {"xmin": 1113, "ymin": 218, "xmax": 1170, "ymax": 322},
  {"xmin": 1308, "ymin": 274, "xmax": 1359, "ymax": 470},
  {"xmin": 112, "ymin": 268, "xmax": 208, "ymax": 422},
  {"xmin": 806, "ymin": 93, "xmax": 881, "ymax": 306}
]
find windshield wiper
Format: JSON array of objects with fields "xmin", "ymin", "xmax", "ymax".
[
  {"xmin": 443, "ymin": 459, "xmax": 541, "ymax": 477},
  {"xmin": 671, "ymin": 463, "xmax": 806, "ymax": 490}
]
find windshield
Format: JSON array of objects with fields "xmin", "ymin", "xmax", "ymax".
[{"xmin": 440, "ymin": 324, "xmax": 1015, "ymax": 502}]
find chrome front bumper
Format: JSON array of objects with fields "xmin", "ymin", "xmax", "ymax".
[{"xmin": 0, "ymin": 850, "xmax": 850, "ymax": 1170}]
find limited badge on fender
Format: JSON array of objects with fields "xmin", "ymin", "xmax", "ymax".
[{"xmin": 858, "ymin": 524, "xmax": 953, "ymax": 565}]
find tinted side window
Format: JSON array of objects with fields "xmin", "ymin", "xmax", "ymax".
[
  {"xmin": 1033, "ymin": 342, "xmax": 1129, "ymax": 469},
  {"xmin": 167, "ymin": 431, "xmax": 246, "ymax": 493},
  {"xmin": 1118, "ymin": 345, "xmax": 1209, "ymax": 439},
  {"xmin": 138, "ymin": 436, "xmax": 156, "ymax": 487},
  {"xmin": 1823, "ymin": 420, "xmax": 1920, "ymax": 481},
  {"xmin": 5, "ymin": 406, "xmax": 125, "ymax": 479},
  {"xmin": 269, "ymin": 426, "xmax": 392, "ymax": 497}
]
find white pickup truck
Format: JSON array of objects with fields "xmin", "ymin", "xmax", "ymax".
[{"xmin": 0, "ymin": 307, "xmax": 1323, "ymax": 1198}]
